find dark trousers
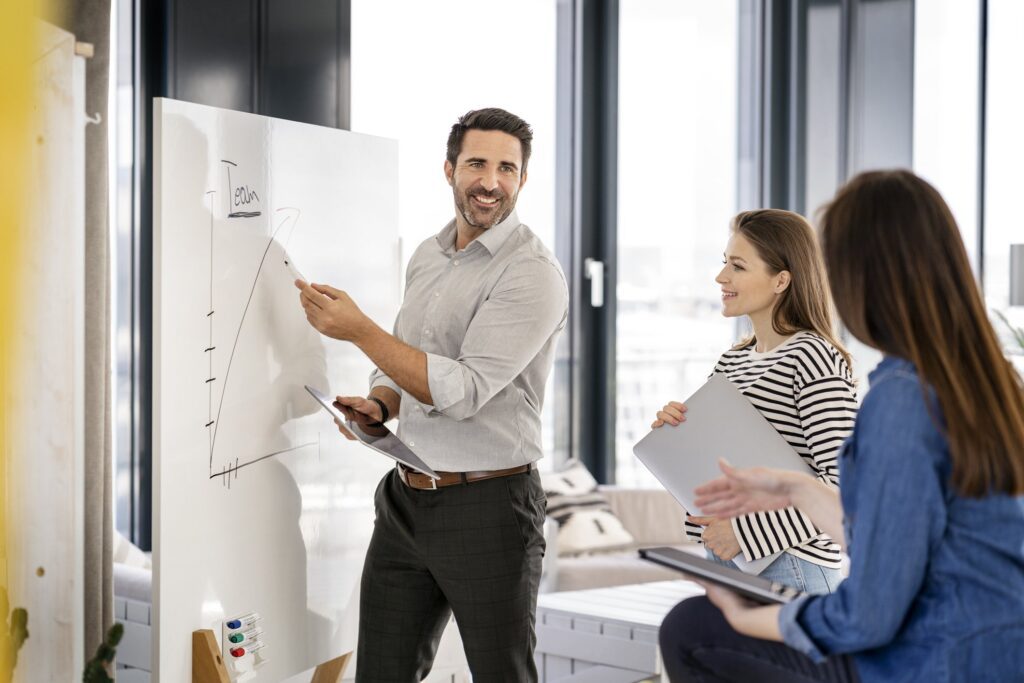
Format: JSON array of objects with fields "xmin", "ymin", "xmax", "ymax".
[
  {"xmin": 356, "ymin": 467, "xmax": 546, "ymax": 682},
  {"xmin": 660, "ymin": 597, "xmax": 861, "ymax": 683}
]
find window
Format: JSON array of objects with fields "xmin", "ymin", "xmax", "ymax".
[
  {"xmin": 351, "ymin": 0, "xmax": 562, "ymax": 458},
  {"xmin": 985, "ymin": 0, "xmax": 1024, "ymax": 370},
  {"xmin": 616, "ymin": 1, "xmax": 739, "ymax": 486}
]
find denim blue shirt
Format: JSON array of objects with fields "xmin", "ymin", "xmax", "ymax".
[{"xmin": 778, "ymin": 356, "xmax": 1024, "ymax": 682}]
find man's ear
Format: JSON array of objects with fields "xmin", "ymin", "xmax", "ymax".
[
  {"xmin": 775, "ymin": 270, "xmax": 792, "ymax": 294},
  {"xmin": 519, "ymin": 168, "xmax": 528, "ymax": 190},
  {"xmin": 444, "ymin": 160, "xmax": 454, "ymax": 186}
]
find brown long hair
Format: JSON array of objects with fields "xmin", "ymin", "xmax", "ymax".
[
  {"xmin": 731, "ymin": 209, "xmax": 853, "ymax": 371},
  {"xmin": 820, "ymin": 170, "xmax": 1024, "ymax": 496}
]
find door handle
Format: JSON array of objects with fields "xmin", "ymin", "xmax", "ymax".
[{"xmin": 584, "ymin": 258, "xmax": 604, "ymax": 308}]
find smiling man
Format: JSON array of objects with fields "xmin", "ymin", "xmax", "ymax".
[{"xmin": 296, "ymin": 108, "xmax": 568, "ymax": 682}]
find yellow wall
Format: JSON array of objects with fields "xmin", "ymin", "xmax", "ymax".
[{"xmin": 1, "ymin": 1, "xmax": 39, "ymax": 679}]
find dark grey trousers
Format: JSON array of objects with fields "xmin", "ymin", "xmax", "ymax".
[
  {"xmin": 660, "ymin": 597, "xmax": 861, "ymax": 682},
  {"xmin": 356, "ymin": 467, "xmax": 546, "ymax": 682}
]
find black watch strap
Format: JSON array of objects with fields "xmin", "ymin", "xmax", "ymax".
[{"xmin": 366, "ymin": 396, "xmax": 389, "ymax": 427}]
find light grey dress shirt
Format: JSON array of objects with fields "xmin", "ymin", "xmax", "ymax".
[{"xmin": 369, "ymin": 210, "xmax": 568, "ymax": 472}]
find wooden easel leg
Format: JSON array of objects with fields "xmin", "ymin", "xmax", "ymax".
[
  {"xmin": 311, "ymin": 652, "xmax": 352, "ymax": 683},
  {"xmin": 193, "ymin": 629, "xmax": 232, "ymax": 683}
]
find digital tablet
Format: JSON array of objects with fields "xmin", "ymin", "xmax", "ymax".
[
  {"xmin": 639, "ymin": 546, "xmax": 804, "ymax": 605},
  {"xmin": 633, "ymin": 374, "xmax": 814, "ymax": 575},
  {"xmin": 304, "ymin": 385, "xmax": 439, "ymax": 479}
]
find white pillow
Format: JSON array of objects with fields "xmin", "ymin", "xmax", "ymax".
[{"xmin": 541, "ymin": 459, "xmax": 635, "ymax": 556}]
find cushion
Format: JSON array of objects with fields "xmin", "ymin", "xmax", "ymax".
[
  {"xmin": 541, "ymin": 459, "xmax": 635, "ymax": 556},
  {"xmin": 113, "ymin": 531, "xmax": 151, "ymax": 570}
]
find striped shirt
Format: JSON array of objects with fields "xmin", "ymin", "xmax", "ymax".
[{"xmin": 684, "ymin": 331, "xmax": 858, "ymax": 568}]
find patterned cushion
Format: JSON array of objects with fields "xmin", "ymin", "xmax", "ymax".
[{"xmin": 541, "ymin": 459, "xmax": 635, "ymax": 556}]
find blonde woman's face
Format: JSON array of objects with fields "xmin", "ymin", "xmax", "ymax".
[{"xmin": 715, "ymin": 233, "xmax": 786, "ymax": 319}]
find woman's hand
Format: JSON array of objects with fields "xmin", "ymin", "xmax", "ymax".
[
  {"xmin": 652, "ymin": 401, "xmax": 687, "ymax": 429},
  {"xmin": 695, "ymin": 459, "xmax": 846, "ymax": 546},
  {"xmin": 689, "ymin": 515, "xmax": 741, "ymax": 561},
  {"xmin": 699, "ymin": 582, "xmax": 783, "ymax": 641},
  {"xmin": 694, "ymin": 459, "xmax": 800, "ymax": 517}
]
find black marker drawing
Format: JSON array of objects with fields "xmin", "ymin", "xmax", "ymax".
[
  {"xmin": 205, "ymin": 194, "xmax": 315, "ymax": 482},
  {"xmin": 222, "ymin": 159, "xmax": 262, "ymax": 218}
]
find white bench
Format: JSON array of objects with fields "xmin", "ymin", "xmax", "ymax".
[{"xmin": 535, "ymin": 580, "xmax": 704, "ymax": 682}]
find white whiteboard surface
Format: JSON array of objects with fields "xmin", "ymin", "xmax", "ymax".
[{"xmin": 153, "ymin": 98, "xmax": 400, "ymax": 682}]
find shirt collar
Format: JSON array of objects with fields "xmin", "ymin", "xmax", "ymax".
[
  {"xmin": 433, "ymin": 210, "xmax": 522, "ymax": 256},
  {"xmin": 868, "ymin": 354, "xmax": 914, "ymax": 383}
]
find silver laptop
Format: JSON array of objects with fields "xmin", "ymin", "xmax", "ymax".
[{"xmin": 633, "ymin": 374, "xmax": 814, "ymax": 574}]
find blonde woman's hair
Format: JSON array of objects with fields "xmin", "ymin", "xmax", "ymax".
[{"xmin": 730, "ymin": 209, "xmax": 854, "ymax": 372}]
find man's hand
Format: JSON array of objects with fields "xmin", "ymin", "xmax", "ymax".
[
  {"xmin": 689, "ymin": 515, "xmax": 741, "ymax": 561},
  {"xmin": 332, "ymin": 395, "xmax": 387, "ymax": 439},
  {"xmin": 296, "ymin": 280, "xmax": 371, "ymax": 342}
]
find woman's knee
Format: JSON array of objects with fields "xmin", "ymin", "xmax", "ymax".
[{"xmin": 660, "ymin": 596, "xmax": 725, "ymax": 651}]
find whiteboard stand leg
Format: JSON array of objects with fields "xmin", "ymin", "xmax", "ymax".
[
  {"xmin": 311, "ymin": 652, "xmax": 352, "ymax": 682},
  {"xmin": 192, "ymin": 629, "xmax": 232, "ymax": 683}
]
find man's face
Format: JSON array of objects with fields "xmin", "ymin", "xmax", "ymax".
[{"xmin": 444, "ymin": 129, "xmax": 527, "ymax": 231}]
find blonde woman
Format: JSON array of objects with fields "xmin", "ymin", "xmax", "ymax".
[
  {"xmin": 658, "ymin": 170, "xmax": 1024, "ymax": 683},
  {"xmin": 652, "ymin": 210, "xmax": 856, "ymax": 593}
]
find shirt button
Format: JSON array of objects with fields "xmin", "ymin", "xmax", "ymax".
[
  {"xmin": 409, "ymin": 441, "xmax": 415, "ymax": 447},
  {"xmin": 424, "ymin": 329, "xmax": 432, "ymax": 336},
  {"xmin": 434, "ymin": 291, "xmax": 440, "ymax": 297},
  {"xmin": 453, "ymin": 259, "xmax": 460, "ymax": 266}
]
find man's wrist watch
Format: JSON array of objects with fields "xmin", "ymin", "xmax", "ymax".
[{"xmin": 366, "ymin": 396, "xmax": 389, "ymax": 428}]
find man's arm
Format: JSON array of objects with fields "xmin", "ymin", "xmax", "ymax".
[
  {"xmin": 357, "ymin": 323, "xmax": 432, "ymax": 404},
  {"xmin": 297, "ymin": 258, "xmax": 567, "ymax": 421},
  {"xmin": 297, "ymin": 280, "xmax": 433, "ymax": 403}
]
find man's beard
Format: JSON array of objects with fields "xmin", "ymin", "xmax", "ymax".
[{"xmin": 454, "ymin": 186, "xmax": 517, "ymax": 230}]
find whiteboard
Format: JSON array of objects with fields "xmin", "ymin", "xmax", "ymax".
[{"xmin": 153, "ymin": 98, "xmax": 400, "ymax": 681}]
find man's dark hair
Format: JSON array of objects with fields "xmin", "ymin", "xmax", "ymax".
[{"xmin": 446, "ymin": 108, "xmax": 533, "ymax": 172}]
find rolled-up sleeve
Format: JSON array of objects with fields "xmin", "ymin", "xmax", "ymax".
[
  {"xmin": 426, "ymin": 257, "xmax": 567, "ymax": 420},
  {"xmin": 369, "ymin": 366, "xmax": 401, "ymax": 397},
  {"xmin": 779, "ymin": 595, "xmax": 824, "ymax": 660},
  {"xmin": 368, "ymin": 310, "xmax": 404, "ymax": 398}
]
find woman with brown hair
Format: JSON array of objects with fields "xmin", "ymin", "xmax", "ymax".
[
  {"xmin": 658, "ymin": 170, "xmax": 1024, "ymax": 682},
  {"xmin": 652, "ymin": 209, "xmax": 857, "ymax": 593}
]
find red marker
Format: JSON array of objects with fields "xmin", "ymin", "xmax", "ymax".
[{"xmin": 229, "ymin": 640, "xmax": 265, "ymax": 658}]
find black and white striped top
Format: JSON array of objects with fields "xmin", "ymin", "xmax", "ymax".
[{"xmin": 684, "ymin": 331, "xmax": 858, "ymax": 569}]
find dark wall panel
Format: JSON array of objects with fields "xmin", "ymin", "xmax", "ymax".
[
  {"xmin": 173, "ymin": 0, "xmax": 258, "ymax": 112},
  {"xmin": 263, "ymin": 0, "xmax": 349, "ymax": 129}
]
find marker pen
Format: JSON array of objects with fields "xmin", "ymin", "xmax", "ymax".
[
  {"xmin": 225, "ymin": 612, "xmax": 261, "ymax": 630},
  {"xmin": 227, "ymin": 627, "xmax": 263, "ymax": 644},
  {"xmin": 284, "ymin": 257, "xmax": 306, "ymax": 283},
  {"xmin": 229, "ymin": 641, "xmax": 266, "ymax": 658}
]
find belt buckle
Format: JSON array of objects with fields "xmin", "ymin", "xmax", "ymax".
[{"xmin": 428, "ymin": 475, "xmax": 437, "ymax": 491}]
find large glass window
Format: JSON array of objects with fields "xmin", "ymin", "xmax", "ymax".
[
  {"xmin": 985, "ymin": 0, "xmax": 1024, "ymax": 372},
  {"xmin": 350, "ymin": 0, "xmax": 561, "ymax": 457},
  {"xmin": 913, "ymin": 0, "xmax": 981, "ymax": 270},
  {"xmin": 616, "ymin": 1, "xmax": 739, "ymax": 486}
]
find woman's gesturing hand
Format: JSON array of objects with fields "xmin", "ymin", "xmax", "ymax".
[{"xmin": 693, "ymin": 459, "xmax": 800, "ymax": 518}]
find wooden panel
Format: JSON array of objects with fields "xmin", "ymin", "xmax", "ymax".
[
  {"xmin": 8, "ymin": 21, "xmax": 86, "ymax": 683},
  {"xmin": 311, "ymin": 652, "xmax": 351, "ymax": 683}
]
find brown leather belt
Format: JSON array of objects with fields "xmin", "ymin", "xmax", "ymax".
[{"xmin": 396, "ymin": 463, "xmax": 533, "ymax": 490}]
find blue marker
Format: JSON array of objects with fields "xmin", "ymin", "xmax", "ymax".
[{"xmin": 226, "ymin": 612, "xmax": 261, "ymax": 630}]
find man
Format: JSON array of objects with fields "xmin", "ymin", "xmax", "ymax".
[{"xmin": 296, "ymin": 108, "xmax": 568, "ymax": 681}]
